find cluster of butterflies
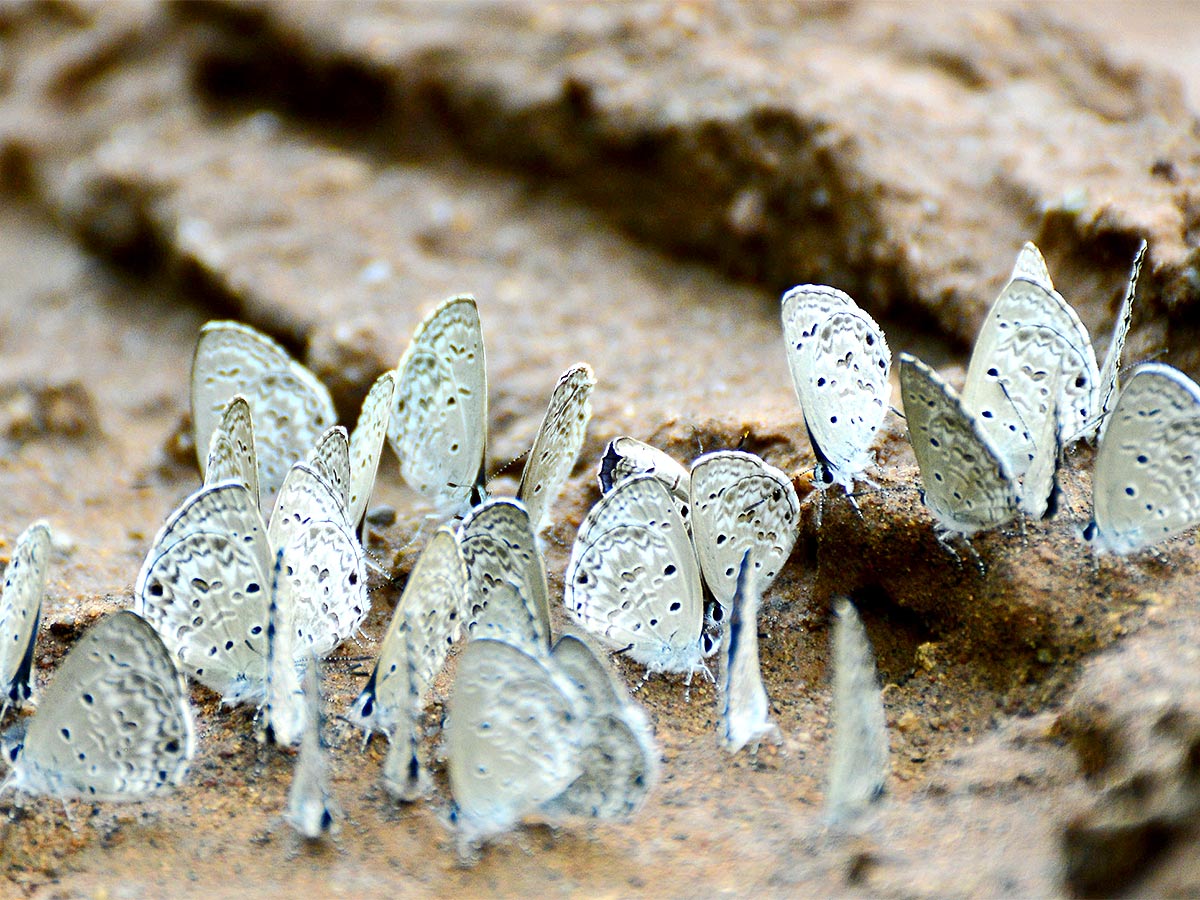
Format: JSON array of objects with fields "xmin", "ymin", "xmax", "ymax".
[
  {"xmin": 786, "ymin": 239, "xmax": 1200, "ymax": 556},
  {"xmin": 2, "ymin": 235, "xmax": 1189, "ymax": 853}
]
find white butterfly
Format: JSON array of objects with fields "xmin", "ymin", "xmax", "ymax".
[
  {"xmin": 718, "ymin": 552, "xmax": 780, "ymax": 754},
  {"xmin": 516, "ymin": 363, "xmax": 595, "ymax": 537},
  {"xmin": 1086, "ymin": 362, "xmax": 1200, "ymax": 554},
  {"xmin": 445, "ymin": 638, "xmax": 582, "ymax": 852},
  {"xmin": 1, "ymin": 611, "xmax": 194, "ymax": 801},
  {"xmin": 388, "ymin": 295, "xmax": 488, "ymax": 517},
  {"xmin": 286, "ymin": 660, "xmax": 336, "ymax": 840},
  {"xmin": 445, "ymin": 634, "xmax": 657, "ymax": 853},
  {"xmin": 688, "ymin": 450, "xmax": 799, "ymax": 614},
  {"xmin": 0, "ymin": 521, "xmax": 52, "ymax": 717},
  {"xmin": 598, "ymin": 436, "xmax": 692, "ymax": 527},
  {"xmin": 962, "ymin": 241, "xmax": 1147, "ymax": 466},
  {"xmin": 347, "ymin": 527, "xmax": 466, "ymax": 800},
  {"xmin": 347, "ymin": 371, "xmax": 397, "ymax": 529},
  {"xmin": 540, "ymin": 633, "xmax": 658, "ymax": 820},
  {"xmin": 565, "ymin": 474, "xmax": 707, "ymax": 680},
  {"xmin": 782, "ymin": 285, "xmax": 891, "ymax": 492},
  {"xmin": 203, "ymin": 395, "xmax": 259, "ymax": 507},
  {"xmin": 135, "ymin": 471, "xmax": 366, "ymax": 741},
  {"xmin": 826, "ymin": 598, "xmax": 889, "ymax": 824},
  {"xmin": 192, "ymin": 321, "xmax": 337, "ymax": 507},
  {"xmin": 458, "ymin": 499, "xmax": 551, "ymax": 657},
  {"xmin": 307, "ymin": 426, "xmax": 350, "ymax": 513},
  {"xmin": 899, "ymin": 352, "xmax": 1020, "ymax": 539}
]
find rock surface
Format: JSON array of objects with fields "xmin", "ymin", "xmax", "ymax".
[{"xmin": 0, "ymin": 2, "xmax": 1198, "ymax": 897}]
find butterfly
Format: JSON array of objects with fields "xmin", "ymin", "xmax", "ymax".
[
  {"xmin": 598, "ymin": 436, "xmax": 692, "ymax": 527},
  {"xmin": 961, "ymin": 241, "xmax": 1147, "ymax": 471},
  {"xmin": 781, "ymin": 285, "xmax": 892, "ymax": 492},
  {"xmin": 135, "ymin": 469, "xmax": 367, "ymax": 740},
  {"xmin": 286, "ymin": 659, "xmax": 337, "ymax": 840},
  {"xmin": 458, "ymin": 498, "xmax": 551, "ymax": 657},
  {"xmin": 516, "ymin": 363, "xmax": 595, "ymax": 537},
  {"xmin": 1085, "ymin": 362, "xmax": 1200, "ymax": 554},
  {"xmin": 825, "ymin": 598, "xmax": 889, "ymax": 824},
  {"xmin": 565, "ymin": 474, "xmax": 708, "ymax": 680},
  {"xmin": 0, "ymin": 521, "xmax": 52, "ymax": 718},
  {"xmin": 899, "ymin": 352, "xmax": 1020, "ymax": 539},
  {"xmin": 445, "ymin": 634, "xmax": 657, "ymax": 854},
  {"xmin": 388, "ymin": 296, "xmax": 595, "ymax": 532},
  {"xmin": 347, "ymin": 527, "xmax": 466, "ymax": 800},
  {"xmin": 718, "ymin": 552, "xmax": 780, "ymax": 753},
  {"xmin": 1, "ymin": 611, "xmax": 194, "ymax": 801},
  {"xmin": 192, "ymin": 321, "xmax": 337, "ymax": 507},
  {"xmin": 688, "ymin": 450, "xmax": 799, "ymax": 614},
  {"xmin": 388, "ymin": 295, "xmax": 488, "ymax": 517}
]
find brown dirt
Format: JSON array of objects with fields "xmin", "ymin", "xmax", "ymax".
[{"xmin": 1, "ymin": 2, "xmax": 1199, "ymax": 897}]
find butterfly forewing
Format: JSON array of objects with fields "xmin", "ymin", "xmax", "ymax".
[
  {"xmin": 1091, "ymin": 363, "xmax": 1200, "ymax": 554},
  {"xmin": 348, "ymin": 527, "xmax": 466, "ymax": 741},
  {"xmin": 565, "ymin": 475, "xmax": 704, "ymax": 676},
  {"xmin": 388, "ymin": 295, "xmax": 487, "ymax": 516},
  {"xmin": 191, "ymin": 321, "xmax": 336, "ymax": 505},
  {"xmin": 348, "ymin": 371, "xmax": 397, "ymax": 527},
  {"xmin": 689, "ymin": 451, "xmax": 799, "ymax": 611},
  {"xmin": 203, "ymin": 396, "xmax": 259, "ymax": 507},
  {"xmin": 12, "ymin": 611, "xmax": 194, "ymax": 800},
  {"xmin": 1095, "ymin": 240, "xmax": 1148, "ymax": 440},
  {"xmin": 517, "ymin": 364, "xmax": 596, "ymax": 536},
  {"xmin": 899, "ymin": 353, "xmax": 1019, "ymax": 538},
  {"xmin": 307, "ymin": 426, "xmax": 351, "ymax": 515},
  {"xmin": 0, "ymin": 521, "xmax": 52, "ymax": 710},
  {"xmin": 962, "ymin": 278, "xmax": 1099, "ymax": 472}
]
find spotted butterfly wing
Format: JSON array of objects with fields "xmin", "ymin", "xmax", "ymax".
[
  {"xmin": 191, "ymin": 320, "xmax": 336, "ymax": 506},
  {"xmin": 387, "ymin": 295, "xmax": 487, "ymax": 516},
  {"xmin": 2, "ymin": 611, "xmax": 194, "ymax": 800}
]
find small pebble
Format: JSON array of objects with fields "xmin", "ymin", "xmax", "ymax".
[{"xmin": 366, "ymin": 505, "xmax": 397, "ymax": 527}]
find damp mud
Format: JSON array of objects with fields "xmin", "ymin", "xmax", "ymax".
[{"xmin": 2, "ymin": 2, "xmax": 1200, "ymax": 897}]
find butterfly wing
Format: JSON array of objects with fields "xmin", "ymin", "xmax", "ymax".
[
  {"xmin": 780, "ymin": 283, "xmax": 857, "ymax": 370},
  {"xmin": 134, "ymin": 482, "xmax": 273, "ymax": 702},
  {"xmin": 547, "ymin": 633, "xmax": 659, "ymax": 819},
  {"xmin": 445, "ymin": 638, "xmax": 581, "ymax": 847},
  {"xmin": 565, "ymin": 475, "xmax": 704, "ymax": 676},
  {"xmin": 1008, "ymin": 241, "xmax": 1054, "ymax": 291},
  {"xmin": 1095, "ymin": 240, "xmax": 1148, "ymax": 440},
  {"xmin": 458, "ymin": 499, "xmax": 551, "ymax": 656},
  {"xmin": 1091, "ymin": 363, "xmax": 1200, "ymax": 554},
  {"xmin": 348, "ymin": 371, "xmax": 397, "ymax": 527},
  {"xmin": 307, "ymin": 426, "xmax": 351, "ymax": 515},
  {"xmin": 719, "ymin": 552, "xmax": 779, "ymax": 753},
  {"xmin": 689, "ymin": 451, "xmax": 799, "ymax": 611},
  {"xmin": 793, "ymin": 307, "xmax": 891, "ymax": 490},
  {"xmin": 13, "ymin": 611, "xmax": 194, "ymax": 800},
  {"xmin": 899, "ymin": 353, "xmax": 1019, "ymax": 538},
  {"xmin": 826, "ymin": 598, "xmax": 889, "ymax": 823},
  {"xmin": 0, "ymin": 521, "xmax": 52, "ymax": 709},
  {"xmin": 388, "ymin": 295, "xmax": 487, "ymax": 516},
  {"xmin": 517, "ymin": 364, "xmax": 596, "ymax": 536},
  {"xmin": 191, "ymin": 321, "xmax": 336, "ymax": 506},
  {"xmin": 348, "ymin": 527, "xmax": 465, "ymax": 741},
  {"xmin": 962, "ymin": 278, "xmax": 1099, "ymax": 470},
  {"xmin": 203, "ymin": 396, "xmax": 259, "ymax": 508}
]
